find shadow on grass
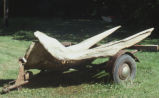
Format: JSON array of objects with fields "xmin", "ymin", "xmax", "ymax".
[
  {"xmin": 0, "ymin": 62, "xmax": 112, "ymax": 92},
  {"xmin": 0, "ymin": 79, "xmax": 14, "ymax": 87},
  {"xmin": 24, "ymin": 62, "xmax": 112, "ymax": 89}
]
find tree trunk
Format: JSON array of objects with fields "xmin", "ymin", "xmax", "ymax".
[{"xmin": 3, "ymin": 0, "xmax": 9, "ymax": 27}]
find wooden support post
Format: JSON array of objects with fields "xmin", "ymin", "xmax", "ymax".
[{"xmin": 3, "ymin": 0, "xmax": 8, "ymax": 27}]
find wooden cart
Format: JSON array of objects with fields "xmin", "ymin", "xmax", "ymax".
[{"xmin": 2, "ymin": 26, "xmax": 154, "ymax": 93}]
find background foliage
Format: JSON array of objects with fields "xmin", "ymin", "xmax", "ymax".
[
  {"xmin": 0, "ymin": 0, "xmax": 159, "ymax": 36},
  {"xmin": 4, "ymin": 0, "xmax": 158, "ymax": 22}
]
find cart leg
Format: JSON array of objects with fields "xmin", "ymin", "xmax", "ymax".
[{"xmin": 2, "ymin": 60, "xmax": 32, "ymax": 93}]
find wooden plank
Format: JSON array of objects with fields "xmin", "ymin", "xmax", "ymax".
[{"xmin": 128, "ymin": 45, "xmax": 158, "ymax": 52}]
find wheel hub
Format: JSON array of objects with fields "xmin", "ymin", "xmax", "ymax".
[{"xmin": 119, "ymin": 63, "xmax": 130, "ymax": 80}]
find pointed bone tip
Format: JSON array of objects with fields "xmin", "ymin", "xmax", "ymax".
[
  {"xmin": 34, "ymin": 31, "xmax": 40, "ymax": 35},
  {"xmin": 34, "ymin": 31, "xmax": 43, "ymax": 37},
  {"xmin": 112, "ymin": 25, "xmax": 121, "ymax": 30},
  {"xmin": 116, "ymin": 25, "xmax": 122, "ymax": 28},
  {"xmin": 148, "ymin": 28, "xmax": 155, "ymax": 32},
  {"xmin": 144, "ymin": 28, "xmax": 155, "ymax": 33}
]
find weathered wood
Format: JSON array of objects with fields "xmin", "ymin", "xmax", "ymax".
[{"xmin": 128, "ymin": 45, "xmax": 158, "ymax": 52}]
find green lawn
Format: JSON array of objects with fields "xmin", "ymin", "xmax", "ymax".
[{"xmin": 0, "ymin": 18, "xmax": 159, "ymax": 97}]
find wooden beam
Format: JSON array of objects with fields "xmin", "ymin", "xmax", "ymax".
[{"xmin": 128, "ymin": 45, "xmax": 158, "ymax": 52}]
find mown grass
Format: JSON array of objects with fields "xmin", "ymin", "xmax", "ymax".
[{"xmin": 0, "ymin": 18, "xmax": 159, "ymax": 98}]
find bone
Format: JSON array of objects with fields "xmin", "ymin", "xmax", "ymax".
[
  {"xmin": 67, "ymin": 28, "xmax": 154, "ymax": 60},
  {"xmin": 67, "ymin": 26, "xmax": 121, "ymax": 51}
]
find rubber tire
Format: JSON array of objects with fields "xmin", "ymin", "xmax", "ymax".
[{"xmin": 113, "ymin": 54, "xmax": 136, "ymax": 84}]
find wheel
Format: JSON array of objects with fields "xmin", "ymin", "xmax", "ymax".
[{"xmin": 113, "ymin": 54, "xmax": 136, "ymax": 84}]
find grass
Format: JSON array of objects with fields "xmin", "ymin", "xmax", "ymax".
[{"xmin": 0, "ymin": 18, "xmax": 159, "ymax": 97}]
